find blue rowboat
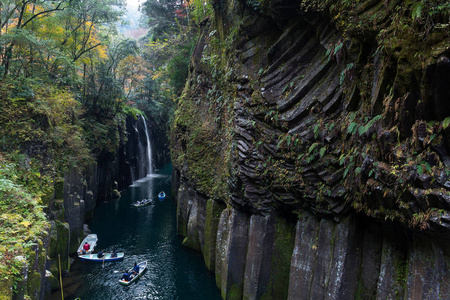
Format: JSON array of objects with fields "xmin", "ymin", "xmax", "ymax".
[
  {"xmin": 158, "ymin": 191, "xmax": 166, "ymax": 200},
  {"xmin": 79, "ymin": 252, "xmax": 124, "ymax": 262}
]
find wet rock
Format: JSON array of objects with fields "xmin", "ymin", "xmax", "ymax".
[
  {"xmin": 243, "ymin": 214, "xmax": 276, "ymax": 299},
  {"xmin": 216, "ymin": 208, "xmax": 250, "ymax": 299},
  {"xmin": 287, "ymin": 214, "xmax": 320, "ymax": 298}
]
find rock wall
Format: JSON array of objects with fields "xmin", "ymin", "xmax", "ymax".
[
  {"xmin": 172, "ymin": 0, "xmax": 450, "ymax": 298},
  {"xmin": 177, "ymin": 179, "xmax": 450, "ymax": 299}
]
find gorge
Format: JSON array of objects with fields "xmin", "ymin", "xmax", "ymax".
[{"xmin": 2, "ymin": 0, "xmax": 450, "ymax": 299}]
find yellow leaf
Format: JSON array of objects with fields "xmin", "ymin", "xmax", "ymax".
[{"xmin": 20, "ymin": 220, "xmax": 31, "ymax": 228}]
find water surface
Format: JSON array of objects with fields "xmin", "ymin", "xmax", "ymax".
[{"xmin": 65, "ymin": 164, "xmax": 221, "ymax": 300}]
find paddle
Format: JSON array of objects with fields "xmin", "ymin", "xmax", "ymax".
[{"xmin": 102, "ymin": 255, "xmax": 105, "ymax": 268}]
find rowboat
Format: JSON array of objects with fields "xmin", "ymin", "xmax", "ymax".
[
  {"xmin": 118, "ymin": 261, "xmax": 148, "ymax": 286},
  {"xmin": 133, "ymin": 199, "xmax": 152, "ymax": 207},
  {"xmin": 78, "ymin": 252, "xmax": 124, "ymax": 262},
  {"xmin": 76, "ymin": 234, "xmax": 98, "ymax": 255},
  {"xmin": 158, "ymin": 191, "xmax": 166, "ymax": 200}
]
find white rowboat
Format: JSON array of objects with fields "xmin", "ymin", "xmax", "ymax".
[
  {"xmin": 76, "ymin": 234, "xmax": 98, "ymax": 256},
  {"xmin": 118, "ymin": 261, "xmax": 147, "ymax": 285}
]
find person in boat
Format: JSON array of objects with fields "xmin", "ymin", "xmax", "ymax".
[
  {"xmin": 97, "ymin": 250, "xmax": 104, "ymax": 258},
  {"xmin": 111, "ymin": 248, "xmax": 118, "ymax": 258},
  {"xmin": 132, "ymin": 262, "xmax": 139, "ymax": 274},
  {"xmin": 121, "ymin": 271, "xmax": 130, "ymax": 281},
  {"xmin": 82, "ymin": 242, "xmax": 90, "ymax": 254}
]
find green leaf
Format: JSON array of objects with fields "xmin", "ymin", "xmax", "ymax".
[
  {"xmin": 319, "ymin": 147, "xmax": 326, "ymax": 158},
  {"xmin": 358, "ymin": 125, "xmax": 366, "ymax": 136},
  {"xmin": 417, "ymin": 165, "xmax": 423, "ymax": 175},
  {"xmin": 308, "ymin": 142, "xmax": 319, "ymax": 154},
  {"xmin": 412, "ymin": 2, "xmax": 423, "ymax": 19},
  {"xmin": 347, "ymin": 122, "xmax": 358, "ymax": 135},
  {"xmin": 343, "ymin": 162, "xmax": 354, "ymax": 178},
  {"xmin": 443, "ymin": 117, "xmax": 450, "ymax": 129}
]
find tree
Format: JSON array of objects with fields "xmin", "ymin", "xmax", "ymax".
[
  {"xmin": 82, "ymin": 38, "xmax": 139, "ymax": 111},
  {"xmin": 142, "ymin": 0, "xmax": 188, "ymax": 40},
  {"xmin": 117, "ymin": 54, "xmax": 150, "ymax": 100},
  {"xmin": 0, "ymin": 0, "xmax": 67, "ymax": 77},
  {"xmin": 58, "ymin": 0, "xmax": 124, "ymax": 63},
  {"xmin": 0, "ymin": 0, "xmax": 125, "ymax": 81}
]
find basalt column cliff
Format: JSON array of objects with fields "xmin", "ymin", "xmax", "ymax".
[{"xmin": 171, "ymin": 0, "xmax": 450, "ymax": 299}]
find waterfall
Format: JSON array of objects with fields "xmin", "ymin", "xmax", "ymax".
[{"xmin": 140, "ymin": 115, "xmax": 153, "ymax": 176}]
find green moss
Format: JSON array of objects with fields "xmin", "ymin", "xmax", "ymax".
[
  {"xmin": 226, "ymin": 283, "xmax": 242, "ymax": 300},
  {"xmin": 27, "ymin": 271, "xmax": 41, "ymax": 300},
  {"xmin": 394, "ymin": 259, "xmax": 408, "ymax": 299},
  {"xmin": 262, "ymin": 217, "xmax": 295, "ymax": 299},
  {"xmin": 40, "ymin": 186, "xmax": 55, "ymax": 207},
  {"xmin": 48, "ymin": 221, "xmax": 70, "ymax": 273},
  {"xmin": 203, "ymin": 199, "xmax": 225, "ymax": 271},
  {"xmin": 70, "ymin": 230, "xmax": 80, "ymax": 257},
  {"xmin": 216, "ymin": 270, "xmax": 223, "ymax": 295},
  {"xmin": 0, "ymin": 277, "xmax": 13, "ymax": 300},
  {"xmin": 25, "ymin": 238, "xmax": 47, "ymax": 299},
  {"xmin": 170, "ymin": 24, "xmax": 236, "ymax": 202},
  {"xmin": 354, "ymin": 279, "xmax": 365, "ymax": 300},
  {"xmin": 172, "ymin": 105, "xmax": 230, "ymax": 198},
  {"xmin": 54, "ymin": 180, "xmax": 64, "ymax": 200},
  {"xmin": 47, "ymin": 271, "xmax": 60, "ymax": 291},
  {"xmin": 182, "ymin": 236, "xmax": 201, "ymax": 251}
]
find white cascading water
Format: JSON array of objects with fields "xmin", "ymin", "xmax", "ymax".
[{"xmin": 140, "ymin": 115, "xmax": 153, "ymax": 175}]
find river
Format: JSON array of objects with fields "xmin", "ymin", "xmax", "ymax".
[{"xmin": 60, "ymin": 164, "xmax": 221, "ymax": 300}]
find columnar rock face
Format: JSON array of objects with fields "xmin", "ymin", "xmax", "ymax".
[
  {"xmin": 41, "ymin": 116, "xmax": 149, "ymax": 297},
  {"xmin": 176, "ymin": 180, "xmax": 450, "ymax": 299},
  {"xmin": 172, "ymin": 0, "xmax": 450, "ymax": 298}
]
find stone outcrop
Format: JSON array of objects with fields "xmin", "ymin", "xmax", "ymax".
[{"xmin": 172, "ymin": 0, "xmax": 450, "ymax": 298}]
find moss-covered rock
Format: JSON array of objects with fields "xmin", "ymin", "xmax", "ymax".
[
  {"xmin": 263, "ymin": 218, "xmax": 295, "ymax": 299},
  {"xmin": 45, "ymin": 270, "xmax": 60, "ymax": 292},
  {"xmin": 48, "ymin": 221, "xmax": 70, "ymax": 274},
  {"xmin": 54, "ymin": 180, "xmax": 64, "ymax": 200},
  {"xmin": 203, "ymin": 199, "xmax": 225, "ymax": 271}
]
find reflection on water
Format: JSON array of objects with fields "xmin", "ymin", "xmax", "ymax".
[{"xmin": 59, "ymin": 164, "xmax": 220, "ymax": 300}]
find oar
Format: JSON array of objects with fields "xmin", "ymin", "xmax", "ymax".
[{"xmin": 102, "ymin": 255, "xmax": 105, "ymax": 269}]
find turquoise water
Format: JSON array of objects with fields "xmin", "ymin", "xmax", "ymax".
[{"xmin": 66, "ymin": 164, "xmax": 221, "ymax": 300}]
